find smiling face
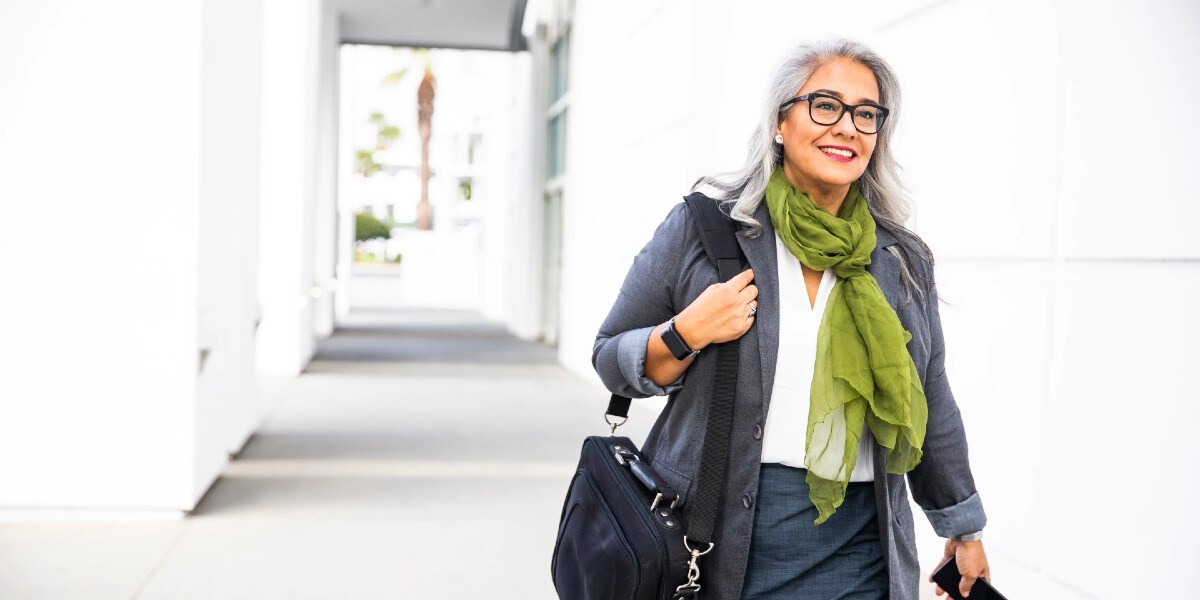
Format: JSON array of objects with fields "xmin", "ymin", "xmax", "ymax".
[{"xmin": 777, "ymin": 57, "xmax": 882, "ymax": 204}]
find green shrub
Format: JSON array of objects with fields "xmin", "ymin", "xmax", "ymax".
[{"xmin": 355, "ymin": 212, "xmax": 391, "ymax": 241}]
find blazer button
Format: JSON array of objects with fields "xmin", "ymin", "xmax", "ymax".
[
  {"xmin": 752, "ymin": 424, "xmax": 763, "ymax": 440},
  {"xmin": 743, "ymin": 494, "xmax": 754, "ymax": 509}
]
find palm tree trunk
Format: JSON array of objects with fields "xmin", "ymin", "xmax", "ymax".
[{"xmin": 417, "ymin": 66, "xmax": 435, "ymax": 231}]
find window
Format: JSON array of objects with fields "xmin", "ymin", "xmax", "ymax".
[
  {"xmin": 547, "ymin": 29, "xmax": 569, "ymax": 180},
  {"xmin": 550, "ymin": 30, "xmax": 569, "ymax": 103}
]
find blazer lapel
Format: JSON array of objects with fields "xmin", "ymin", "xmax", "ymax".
[
  {"xmin": 867, "ymin": 221, "xmax": 902, "ymax": 304},
  {"xmin": 736, "ymin": 202, "xmax": 780, "ymax": 418}
]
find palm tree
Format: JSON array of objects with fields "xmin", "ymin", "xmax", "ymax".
[
  {"xmin": 415, "ymin": 55, "xmax": 436, "ymax": 231},
  {"xmin": 378, "ymin": 47, "xmax": 435, "ymax": 230}
]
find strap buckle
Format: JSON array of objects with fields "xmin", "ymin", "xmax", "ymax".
[
  {"xmin": 650, "ymin": 492, "xmax": 680, "ymax": 512},
  {"xmin": 611, "ymin": 445, "xmax": 639, "ymax": 466},
  {"xmin": 674, "ymin": 536, "xmax": 714, "ymax": 598},
  {"xmin": 604, "ymin": 413, "xmax": 627, "ymax": 434}
]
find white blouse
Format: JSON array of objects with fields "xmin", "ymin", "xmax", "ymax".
[{"xmin": 760, "ymin": 234, "xmax": 876, "ymax": 482}]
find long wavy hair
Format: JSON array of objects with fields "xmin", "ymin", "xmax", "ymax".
[{"xmin": 691, "ymin": 39, "xmax": 933, "ymax": 302}]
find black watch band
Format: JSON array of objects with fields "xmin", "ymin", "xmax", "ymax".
[{"xmin": 660, "ymin": 317, "xmax": 700, "ymax": 361}]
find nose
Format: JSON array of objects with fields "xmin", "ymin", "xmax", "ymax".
[{"xmin": 833, "ymin": 109, "xmax": 857, "ymax": 137}]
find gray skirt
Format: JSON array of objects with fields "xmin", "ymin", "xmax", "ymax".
[{"xmin": 740, "ymin": 463, "xmax": 889, "ymax": 599}]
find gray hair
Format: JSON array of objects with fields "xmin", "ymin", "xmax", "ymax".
[{"xmin": 691, "ymin": 38, "xmax": 932, "ymax": 303}]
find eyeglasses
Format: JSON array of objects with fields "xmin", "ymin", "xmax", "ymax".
[{"xmin": 779, "ymin": 92, "xmax": 890, "ymax": 135}]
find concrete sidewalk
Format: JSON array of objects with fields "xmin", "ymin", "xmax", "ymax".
[{"xmin": 0, "ymin": 308, "xmax": 650, "ymax": 599}]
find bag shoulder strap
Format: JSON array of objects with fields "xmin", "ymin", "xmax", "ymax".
[
  {"xmin": 678, "ymin": 192, "xmax": 745, "ymax": 550},
  {"xmin": 607, "ymin": 192, "xmax": 746, "ymax": 562}
]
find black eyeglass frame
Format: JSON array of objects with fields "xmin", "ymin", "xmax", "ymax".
[{"xmin": 779, "ymin": 92, "xmax": 891, "ymax": 135}]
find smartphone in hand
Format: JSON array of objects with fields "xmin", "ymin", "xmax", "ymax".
[{"xmin": 931, "ymin": 555, "xmax": 1009, "ymax": 600}]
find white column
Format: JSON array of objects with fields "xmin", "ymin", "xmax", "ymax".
[
  {"xmin": 312, "ymin": 0, "xmax": 341, "ymax": 339},
  {"xmin": 0, "ymin": 0, "xmax": 202, "ymax": 511},
  {"xmin": 197, "ymin": 0, "xmax": 265, "ymax": 500},
  {"xmin": 256, "ymin": 0, "xmax": 322, "ymax": 377}
]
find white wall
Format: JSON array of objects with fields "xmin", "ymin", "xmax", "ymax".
[
  {"xmin": 557, "ymin": 1, "xmax": 1200, "ymax": 597},
  {"xmin": 0, "ymin": 0, "xmax": 202, "ymax": 510},
  {"xmin": 196, "ymin": 0, "xmax": 265, "ymax": 501},
  {"xmin": 877, "ymin": 2, "xmax": 1200, "ymax": 598}
]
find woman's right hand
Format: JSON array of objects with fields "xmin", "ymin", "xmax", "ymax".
[{"xmin": 673, "ymin": 268, "xmax": 758, "ymax": 350}]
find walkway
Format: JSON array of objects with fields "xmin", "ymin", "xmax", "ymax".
[{"xmin": 0, "ymin": 309, "xmax": 652, "ymax": 598}]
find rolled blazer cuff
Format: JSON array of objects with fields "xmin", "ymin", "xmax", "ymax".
[
  {"xmin": 922, "ymin": 491, "xmax": 987, "ymax": 539},
  {"xmin": 617, "ymin": 325, "xmax": 686, "ymax": 398}
]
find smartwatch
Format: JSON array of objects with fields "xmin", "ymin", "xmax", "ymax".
[{"xmin": 660, "ymin": 317, "xmax": 700, "ymax": 360}]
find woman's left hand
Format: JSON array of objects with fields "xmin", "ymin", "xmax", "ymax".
[{"xmin": 928, "ymin": 538, "xmax": 991, "ymax": 598}]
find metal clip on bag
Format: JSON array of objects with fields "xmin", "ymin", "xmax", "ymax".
[{"xmin": 552, "ymin": 194, "xmax": 747, "ymax": 599}]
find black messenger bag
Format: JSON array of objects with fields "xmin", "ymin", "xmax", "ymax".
[{"xmin": 551, "ymin": 193, "xmax": 748, "ymax": 600}]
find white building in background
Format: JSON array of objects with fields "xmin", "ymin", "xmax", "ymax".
[{"xmin": 1, "ymin": 0, "xmax": 1197, "ymax": 598}]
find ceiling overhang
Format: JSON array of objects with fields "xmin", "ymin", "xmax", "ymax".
[{"xmin": 330, "ymin": 0, "xmax": 530, "ymax": 51}]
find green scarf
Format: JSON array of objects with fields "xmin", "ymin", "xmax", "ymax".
[{"xmin": 764, "ymin": 167, "xmax": 928, "ymax": 525}]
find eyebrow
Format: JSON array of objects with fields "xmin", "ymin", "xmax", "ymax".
[{"xmin": 811, "ymin": 88, "xmax": 881, "ymax": 105}]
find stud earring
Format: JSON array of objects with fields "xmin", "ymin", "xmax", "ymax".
[{"xmin": 774, "ymin": 134, "xmax": 783, "ymax": 144}]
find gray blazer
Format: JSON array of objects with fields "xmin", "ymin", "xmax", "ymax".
[{"xmin": 593, "ymin": 197, "xmax": 987, "ymax": 600}]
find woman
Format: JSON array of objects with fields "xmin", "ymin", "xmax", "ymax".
[{"xmin": 592, "ymin": 39, "xmax": 991, "ymax": 599}]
